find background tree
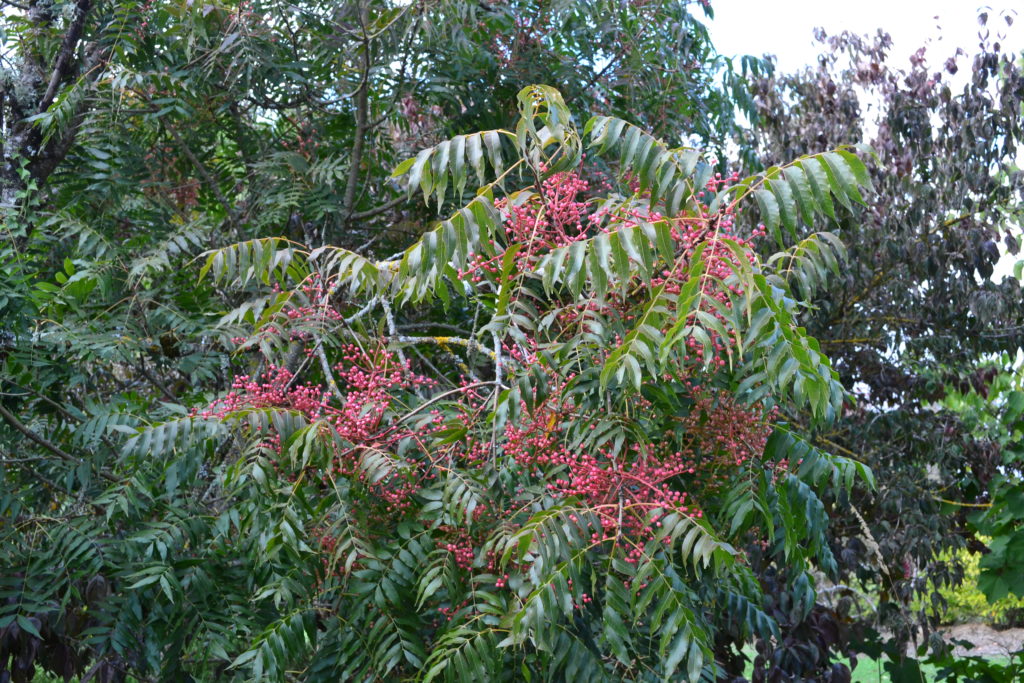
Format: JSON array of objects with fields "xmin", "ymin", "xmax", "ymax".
[
  {"xmin": 745, "ymin": 15, "xmax": 1024, "ymax": 658},
  {"xmin": 938, "ymin": 353, "xmax": 1024, "ymax": 608}
]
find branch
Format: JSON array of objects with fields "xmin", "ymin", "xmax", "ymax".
[
  {"xmin": 6, "ymin": 379, "xmax": 120, "ymax": 457},
  {"xmin": 341, "ymin": 7, "xmax": 372, "ymax": 232},
  {"xmin": 166, "ymin": 124, "xmax": 236, "ymax": 227},
  {"xmin": 820, "ymin": 337, "xmax": 882, "ymax": 346},
  {"xmin": 389, "ymin": 335, "xmax": 498, "ymax": 360},
  {"xmin": 582, "ymin": 46, "xmax": 625, "ymax": 92},
  {"xmin": 29, "ymin": 43, "xmax": 111, "ymax": 188},
  {"xmin": 316, "ymin": 342, "xmax": 346, "ymax": 404},
  {"xmin": 396, "ymin": 321, "xmax": 472, "ymax": 334},
  {"xmin": 135, "ymin": 356, "xmax": 178, "ymax": 403},
  {"xmin": 492, "ymin": 331, "xmax": 502, "ymax": 388},
  {"xmin": 1, "ymin": 450, "xmax": 62, "ymax": 490},
  {"xmin": 382, "ymin": 300, "xmax": 408, "ymax": 366},
  {"xmin": 78, "ymin": 659, "xmax": 107, "ymax": 683},
  {"xmin": 38, "ymin": 0, "xmax": 92, "ymax": 115},
  {"xmin": 393, "ymin": 381, "xmax": 490, "ymax": 425},
  {"xmin": 350, "ymin": 195, "xmax": 404, "ymax": 221},
  {"xmin": 0, "ymin": 402, "xmax": 116, "ymax": 482},
  {"xmin": 931, "ymin": 496, "xmax": 991, "ymax": 508}
]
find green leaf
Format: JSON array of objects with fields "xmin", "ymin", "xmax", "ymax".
[
  {"xmin": 798, "ymin": 158, "xmax": 835, "ymax": 219},
  {"xmin": 754, "ymin": 189, "xmax": 781, "ymax": 244},
  {"xmin": 16, "ymin": 614, "xmax": 42, "ymax": 639},
  {"xmin": 783, "ymin": 166, "xmax": 816, "ymax": 225},
  {"xmin": 768, "ymin": 178, "xmax": 797, "ymax": 240}
]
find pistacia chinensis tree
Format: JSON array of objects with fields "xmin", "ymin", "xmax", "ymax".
[{"xmin": 1, "ymin": 73, "xmax": 875, "ymax": 679}]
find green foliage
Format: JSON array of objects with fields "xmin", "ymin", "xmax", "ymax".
[
  {"xmin": 929, "ymin": 545, "xmax": 1024, "ymax": 626},
  {"xmin": 0, "ymin": 0, "xmax": 901, "ymax": 679},
  {"xmin": 939, "ymin": 357, "xmax": 1024, "ymax": 603},
  {"xmin": 1, "ymin": 71, "xmax": 873, "ymax": 680},
  {"xmin": 184, "ymin": 86, "xmax": 871, "ymax": 681}
]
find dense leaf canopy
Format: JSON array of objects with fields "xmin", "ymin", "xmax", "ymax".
[{"xmin": 0, "ymin": 0, "xmax": 1021, "ymax": 682}]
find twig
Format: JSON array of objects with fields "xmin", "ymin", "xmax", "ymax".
[
  {"xmin": 166, "ymin": 125, "xmax": 236, "ymax": 228},
  {"xmin": 410, "ymin": 346, "xmax": 456, "ymax": 388},
  {"xmin": 1, "ymin": 452, "xmax": 62, "ymax": 490},
  {"xmin": 393, "ymin": 381, "xmax": 490, "ymax": 425},
  {"xmin": 136, "ymin": 356, "xmax": 177, "ymax": 403}
]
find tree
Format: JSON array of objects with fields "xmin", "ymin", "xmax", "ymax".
[
  {"xmin": 0, "ymin": 0, "xmax": 759, "ymax": 251},
  {"xmin": 0, "ymin": 1, "xmax": 898, "ymax": 680},
  {"xmin": 0, "ymin": 55, "xmax": 876, "ymax": 683},
  {"xmin": 745, "ymin": 17, "xmax": 1024, "ymax": 656}
]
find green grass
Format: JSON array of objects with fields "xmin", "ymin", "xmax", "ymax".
[
  {"xmin": 846, "ymin": 656, "xmax": 941, "ymax": 682},
  {"xmin": 28, "ymin": 653, "xmax": 1015, "ymax": 682},
  {"xmin": 741, "ymin": 648, "xmax": 1015, "ymax": 682}
]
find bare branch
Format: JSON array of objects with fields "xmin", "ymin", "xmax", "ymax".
[{"xmin": 350, "ymin": 195, "xmax": 404, "ymax": 221}]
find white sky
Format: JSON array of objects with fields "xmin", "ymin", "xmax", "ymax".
[{"xmin": 708, "ymin": 0, "xmax": 1023, "ymax": 75}]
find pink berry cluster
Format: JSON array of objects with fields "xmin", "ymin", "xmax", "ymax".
[
  {"xmin": 197, "ymin": 342, "xmax": 436, "ymax": 514},
  {"xmin": 459, "ymin": 169, "xmax": 593, "ymax": 283},
  {"xmin": 204, "ymin": 148, "xmax": 786, "ymax": 599},
  {"xmin": 502, "ymin": 396, "xmax": 702, "ymax": 562}
]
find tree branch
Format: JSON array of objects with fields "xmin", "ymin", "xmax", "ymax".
[
  {"xmin": 133, "ymin": 353, "xmax": 178, "ymax": 403},
  {"xmin": 1, "ymin": 449, "xmax": 62, "ymax": 490},
  {"xmin": 0, "ymin": 402, "xmax": 116, "ymax": 482},
  {"xmin": 316, "ymin": 341, "xmax": 346, "ymax": 404},
  {"xmin": 27, "ymin": 42, "xmax": 111, "ymax": 189},
  {"xmin": 38, "ymin": 0, "xmax": 92, "ymax": 115},
  {"xmin": 341, "ymin": 6, "xmax": 372, "ymax": 235},
  {"xmin": 350, "ymin": 195, "xmax": 404, "ymax": 221},
  {"xmin": 389, "ymin": 335, "xmax": 498, "ymax": 360},
  {"xmin": 166, "ymin": 124, "xmax": 237, "ymax": 230}
]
